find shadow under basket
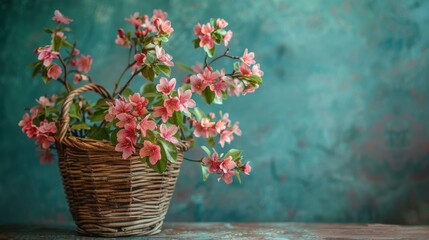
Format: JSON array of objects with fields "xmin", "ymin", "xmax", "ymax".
[
  {"xmin": 57, "ymin": 136, "xmax": 190, "ymax": 237},
  {"xmin": 55, "ymin": 83, "xmax": 191, "ymax": 237}
]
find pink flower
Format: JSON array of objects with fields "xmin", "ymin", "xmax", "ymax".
[
  {"xmin": 201, "ymin": 23, "xmax": 214, "ymax": 34},
  {"xmin": 75, "ymin": 54, "xmax": 92, "ymax": 73},
  {"xmin": 194, "ymin": 23, "xmax": 202, "ymax": 35},
  {"xmin": 191, "ymin": 62, "xmax": 203, "ymax": 73},
  {"xmin": 228, "ymin": 79, "xmax": 244, "ymax": 96},
  {"xmin": 199, "ymin": 34, "xmax": 215, "ymax": 49},
  {"xmin": 73, "ymin": 73, "xmax": 88, "ymax": 84},
  {"xmin": 136, "ymin": 115, "xmax": 156, "ymax": 137},
  {"xmin": 240, "ymin": 48, "xmax": 256, "ymax": 66},
  {"xmin": 116, "ymin": 113, "xmax": 135, "ymax": 128},
  {"xmin": 215, "ymin": 120, "xmax": 227, "ymax": 133},
  {"xmin": 52, "ymin": 10, "xmax": 73, "ymax": 24},
  {"xmin": 125, "ymin": 12, "xmax": 142, "ymax": 28},
  {"xmin": 164, "ymin": 97, "xmax": 181, "ymax": 114},
  {"xmin": 72, "ymin": 48, "xmax": 80, "ymax": 55},
  {"xmin": 134, "ymin": 53, "xmax": 146, "ymax": 66},
  {"xmin": 243, "ymin": 85, "xmax": 258, "ymax": 95},
  {"xmin": 47, "ymin": 64, "xmax": 62, "ymax": 80},
  {"xmin": 160, "ymin": 124, "xmax": 179, "ymax": 144},
  {"xmin": 216, "ymin": 18, "xmax": 228, "ymax": 29},
  {"xmin": 203, "ymin": 153, "xmax": 221, "ymax": 173},
  {"xmin": 139, "ymin": 140, "xmax": 161, "ymax": 165},
  {"xmin": 242, "ymin": 161, "xmax": 252, "ymax": 175},
  {"xmin": 190, "ymin": 75, "xmax": 208, "ymax": 95},
  {"xmin": 219, "ymin": 169, "xmax": 236, "ymax": 184},
  {"xmin": 152, "ymin": 9, "xmax": 168, "ymax": 20},
  {"xmin": 37, "ymin": 96, "xmax": 54, "ymax": 107},
  {"xmin": 37, "ymin": 45, "xmax": 58, "ymax": 67},
  {"xmin": 154, "ymin": 18, "xmax": 174, "ymax": 34},
  {"xmin": 129, "ymin": 93, "xmax": 148, "ymax": 116},
  {"xmin": 198, "ymin": 67, "xmax": 220, "ymax": 84},
  {"xmin": 156, "ymin": 77, "xmax": 176, "ymax": 95},
  {"xmin": 39, "ymin": 150, "xmax": 54, "ymax": 164},
  {"xmin": 105, "ymin": 98, "xmax": 133, "ymax": 121},
  {"xmin": 38, "ymin": 120, "xmax": 57, "ymax": 135},
  {"xmin": 155, "ymin": 46, "xmax": 174, "ymax": 67},
  {"xmin": 219, "ymin": 130, "xmax": 233, "ymax": 147},
  {"xmin": 252, "ymin": 64, "xmax": 264, "ymax": 77},
  {"xmin": 220, "ymin": 156, "xmax": 236, "ymax": 173},
  {"xmin": 239, "ymin": 62, "xmax": 252, "ymax": 76},
  {"xmin": 193, "ymin": 118, "xmax": 217, "ymax": 138},
  {"xmin": 231, "ymin": 121, "xmax": 242, "ymax": 136},
  {"xmin": 18, "ymin": 113, "xmax": 38, "ymax": 138},
  {"xmin": 178, "ymin": 88, "xmax": 196, "ymax": 113},
  {"xmin": 153, "ymin": 106, "xmax": 172, "ymax": 122},
  {"xmin": 52, "ymin": 31, "xmax": 66, "ymax": 39},
  {"xmin": 115, "ymin": 28, "xmax": 131, "ymax": 48},
  {"xmin": 210, "ymin": 80, "xmax": 228, "ymax": 98},
  {"xmin": 115, "ymin": 124, "xmax": 137, "ymax": 159},
  {"xmin": 35, "ymin": 120, "xmax": 57, "ymax": 149},
  {"xmin": 223, "ymin": 30, "xmax": 233, "ymax": 46}
]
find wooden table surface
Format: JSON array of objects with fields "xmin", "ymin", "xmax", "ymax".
[{"xmin": 1, "ymin": 222, "xmax": 429, "ymax": 239}]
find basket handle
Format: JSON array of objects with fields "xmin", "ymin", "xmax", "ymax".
[{"xmin": 58, "ymin": 83, "xmax": 112, "ymax": 143}]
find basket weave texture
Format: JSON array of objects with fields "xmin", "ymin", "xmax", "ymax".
[{"xmin": 56, "ymin": 84, "xmax": 190, "ymax": 237}]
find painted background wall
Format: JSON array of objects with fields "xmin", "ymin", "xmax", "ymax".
[{"xmin": 1, "ymin": 0, "xmax": 429, "ymax": 225}]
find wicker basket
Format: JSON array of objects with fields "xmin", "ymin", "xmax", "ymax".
[{"xmin": 55, "ymin": 84, "xmax": 190, "ymax": 237}]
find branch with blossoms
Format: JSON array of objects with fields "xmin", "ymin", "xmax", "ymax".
[{"xmin": 19, "ymin": 10, "xmax": 264, "ymax": 184}]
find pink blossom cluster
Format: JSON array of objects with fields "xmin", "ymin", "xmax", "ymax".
[
  {"xmin": 203, "ymin": 153, "xmax": 251, "ymax": 184},
  {"xmin": 190, "ymin": 112, "xmax": 241, "ymax": 147},
  {"xmin": 115, "ymin": 9, "xmax": 173, "ymax": 48},
  {"xmin": 18, "ymin": 96, "xmax": 57, "ymax": 164},
  {"xmin": 194, "ymin": 18, "xmax": 233, "ymax": 49}
]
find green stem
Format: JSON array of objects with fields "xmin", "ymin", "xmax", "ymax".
[{"xmin": 183, "ymin": 157, "xmax": 203, "ymax": 163}]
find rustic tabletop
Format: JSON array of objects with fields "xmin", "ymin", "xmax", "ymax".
[{"xmin": 1, "ymin": 222, "xmax": 429, "ymax": 239}]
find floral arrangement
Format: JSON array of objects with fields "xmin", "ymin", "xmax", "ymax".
[{"xmin": 18, "ymin": 9, "xmax": 263, "ymax": 184}]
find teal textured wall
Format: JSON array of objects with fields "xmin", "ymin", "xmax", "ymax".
[{"xmin": 1, "ymin": 0, "xmax": 429, "ymax": 224}]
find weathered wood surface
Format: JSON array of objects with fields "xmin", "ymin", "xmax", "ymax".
[{"xmin": 1, "ymin": 222, "xmax": 429, "ymax": 239}]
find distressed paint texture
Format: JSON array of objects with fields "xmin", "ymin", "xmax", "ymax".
[{"xmin": 1, "ymin": 0, "xmax": 429, "ymax": 225}]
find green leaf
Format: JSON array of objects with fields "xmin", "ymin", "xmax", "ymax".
[
  {"xmin": 43, "ymin": 28, "xmax": 54, "ymax": 33},
  {"xmin": 141, "ymin": 66, "xmax": 155, "ymax": 81},
  {"xmin": 42, "ymin": 75, "xmax": 50, "ymax": 84},
  {"xmin": 86, "ymin": 126, "xmax": 109, "ymax": 140},
  {"xmin": 140, "ymin": 83, "xmax": 158, "ymax": 101},
  {"xmin": 215, "ymin": 29, "xmax": 226, "ymax": 36},
  {"xmin": 213, "ymin": 96, "xmax": 223, "ymax": 105},
  {"xmin": 204, "ymin": 45, "xmax": 216, "ymax": 58},
  {"xmin": 224, "ymin": 149, "xmax": 242, "ymax": 162},
  {"xmin": 52, "ymin": 35, "xmax": 62, "ymax": 51},
  {"xmin": 202, "ymin": 87, "xmax": 215, "ymax": 104},
  {"xmin": 145, "ymin": 157, "xmax": 167, "ymax": 173},
  {"xmin": 59, "ymin": 27, "xmax": 72, "ymax": 32},
  {"xmin": 247, "ymin": 75, "xmax": 263, "ymax": 85},
  {"xmin": 62, "ymin": 40, "xmax": 73, "ymax": 48},
  {"xmin": 201, "ymin": 165, "xmax": 210, "ymax": 181},
  {"xmin": 235, "ymin": 171, "xmax": 242, "ymax": 184},
  {"xmin": 158, "ymin": 35, "xmax": 169, "ymax": 42},
  {"xmin": 169, "ymin": 111, "xmax": 183, "ymax": 126},
  {"xmin": 193, "ymin": 38, "xmax": 201, "ymax": 48},
  {"xmin": 192, "ymin": 107, "xmax": 206, "ymax": 121},
  {"xmin": 69, "ymin": 103, "xmax": 81, "ymax": 120},
  {"xmin": 110, "ymin": 127, "xmax": 120, "ymax": 144},
  {"xmin": 207, "ymin": 137, "xmax": 215, "ymax": 147},
  {"xmin": 159, "ymin": 139, "xmax": 178, "ymax": 163},
  {"xmin": 90, "ymin": 110, "xmax": 106, "ymax": 122},
  {"xmin": 94, "ymin": 98, "xmax": 110, "ymax": 110},
  {"xmin": 154, "ymin": 64, "xmax": 171, "ymax": 77},
  {"xmin": 176, "ymin": 61, "xmax": 194, "ymax": 72},
  {"xmin": 122, "ymin": 88, "xmax": 134, "ymax": 98},
  {"xmin": 209, "ymin": 18, "xmax": 216, "ymax": 28},
  {"xmin": 31, "ymin": 62, "xmax": 43, "ymax": 77},
  {"xmin": 71, "ymin": 122, "xmax": 91, "ymax": 130},
  {"xmin": 234, "ymin": 62, "xmax": 241, "ymax": 71},
  {"xmin": 201, "ymin": 146, "xmax": 211, "ymax": 156}
]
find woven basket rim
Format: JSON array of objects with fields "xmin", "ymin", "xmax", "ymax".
[{"xmin": 57, "ymin": 136, "xmax": 192, "ymax": 155}]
